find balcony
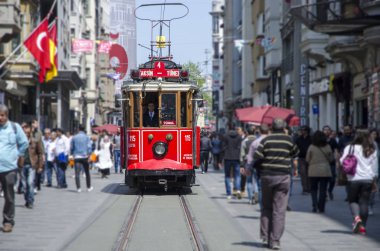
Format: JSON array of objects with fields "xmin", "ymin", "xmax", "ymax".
[
  {"xmin": 289, "ymin": 0, "xmax": 380, "ymax": 35},
  {"xmin": 0, "ymin": 0, "xmax": 21, "ymax": 42},
  {"xmin": 325, "ymin": 36, "xmax": 365, "ymax": 72},
  {"xmin": 360, "ymin": 0, "xmax": 380, "ymax": 15}
]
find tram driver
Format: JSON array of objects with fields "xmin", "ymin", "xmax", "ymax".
[{"xmin": 143, "ymin": 102, "xmax": 159, "ymax": 127}]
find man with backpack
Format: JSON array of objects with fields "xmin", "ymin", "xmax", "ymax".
[{"xmin": 0, "ymin": 105, "xmax": 29, "ymax": 232}]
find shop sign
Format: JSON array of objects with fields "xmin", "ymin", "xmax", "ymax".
[
  {"xmin": 299, "ymin": 64, "xmax": 308, "ymax": 126},
  {"xmin": 312, "ymin": 104, "xmax": 319, "ymax": 115},
  {"xmin": 309, "ymin": 78, "xmax": 329, "ymax": 95}
]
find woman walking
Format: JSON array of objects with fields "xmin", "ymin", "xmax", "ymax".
[
  {"xmin": 306, "ymin": 130, "xmax": 333, "ymax": 213},
  {"xmin": 340, "ymin": 130, "xmax": 378, "ymax": 235},
  {"xmin": 95, "ymin": 136, "xmax": 113, "ymax": 179},
  {"xmin": 211, "ymin": 132, "xmax": 222, "ymax": 170}
]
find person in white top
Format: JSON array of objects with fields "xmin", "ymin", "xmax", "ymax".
[
  {"xmin": 95, "ymin": 136, "xmax": 113, "ymax": 178},
  {"xmin": 43, "ymin": 129, "xmax": 58, "ymax": 187},
  {"xmin": 340, "ymin": 130, "xmax": 378, "ymax": 235},
  {"xmin": 55, "ymin": 129, "xmax": 70, "ymax": 188}
]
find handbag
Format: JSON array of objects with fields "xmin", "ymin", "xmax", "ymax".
[
  {"xmin": 57, "ymin": 152, "xmax": 68, "ymax": 164},
  {"xmin": 90, "ymin": 152, "xmax": 98, "ymax": 163},
  {"xmin": 337, "ymin": 166, "xmax": 348, "ymax": 186},
  {"xmin": 317, "ymin": 147, "xmax": 334, "ymax": 165},
  {"xmin": 341, "ymin": 145, "xmax": 357, "ymax": 175}
]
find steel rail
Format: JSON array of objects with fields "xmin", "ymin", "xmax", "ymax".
[
  {"xmin": 113, "ymin": 195, "xmax": 143, "ymax": 251},
  {"xmin": 179, "ymin": 195, "xmax": 208, "ymax": 251}
]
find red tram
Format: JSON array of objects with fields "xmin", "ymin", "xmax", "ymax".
[{"xmin": 120, "ymin": 3, "xmax": 201, "ymax": 190}]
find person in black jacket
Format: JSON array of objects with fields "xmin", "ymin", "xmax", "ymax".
[
  {"xmin": 223, "ymin": 127, "xmax": 243, "ymax": 199},
  {"xmin": 295, "ymin": 125, "xmax": 312, "ymax": 194},
  {"xmin": 143, "ymin": 102, "xmax": 159, "ymax": 127},
  {"xmin": 199, "ymin": 131, "xmax": 212, "ymax": 173}
]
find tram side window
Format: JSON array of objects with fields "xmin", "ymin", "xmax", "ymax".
[
  {"xmin": 133, "ymin": 92, "xmax": 140, "ymax": 128},
  {"xmin": 161, "ymin": 93, "xmax": 176, "ymax": 126},
  {"xmin": 181, "ymin": 92, "xmax": 187, "ymax": 127}
]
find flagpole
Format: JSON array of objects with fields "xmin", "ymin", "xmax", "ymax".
[
  {"xmin": 0, "ymin": 0, "xmax": 57, "ymax": 73},
  {"xmin": 0, "ymin": 19, "xmax": 57, "ymax": 80},
  {"xmin": 0, "ymin": 17, "xmax": 52, "ymax": 72}
]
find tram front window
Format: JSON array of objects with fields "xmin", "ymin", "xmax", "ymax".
[
  {"xmin": 143, "ymin": 102, "xmax": 159, "ymax": 127},
  {"xmin": 161, "ymin": 93, "xmax": 176, "ymax": 126}
]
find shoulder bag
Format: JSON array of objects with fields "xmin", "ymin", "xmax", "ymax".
[{"xmin": 341, "ymin": 145, "xmax": 357, "ymax": 175}]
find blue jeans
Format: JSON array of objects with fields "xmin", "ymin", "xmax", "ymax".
[
  {"xmin": 247, "ymin": 168, "xmax": 259, "ymax": 200},
  {"xmin": 22, "ymin": 165, "xmax": 35, "ymax": 205},
  {"xmin": 74, "ymin": 158, "xmax": 91, "ymax": 189},
  {"xmin": 224, "ymin": 160, "xmax": 241, "ymax": 196},
  {"xmin": 45, "ymin": 161, "xmax": 58, "ymax": 186},
  {"xmin": 56, "ymin": 161, "xmax": 67, "ymax": 188},
  {"xmin": 200, "ymin": 151, "xmax": 210, "ymax": 173},
  {"xmin": 114, "ymin": 149, "xmax": 121, "ymax": 173}
]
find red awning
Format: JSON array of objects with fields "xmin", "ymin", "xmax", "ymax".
[
  {"xmin": 92, "ymin": 124, "xmax": 119, "ymax": 134},
  {"xmin": 235, "ymin": 105, "xmax": 297, "ymax": 126}
]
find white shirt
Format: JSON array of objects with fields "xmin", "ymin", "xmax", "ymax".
[
  {"xmin": 55, "ymin": 135, "xmax": 70, "ymax": 156},
  {"xmin": 46, "ymin": 139, "xmax": 56, "ymax": 162},
  {"xmin": 340, "ymin": 144, "xmax": 378, "ymax": 181}
]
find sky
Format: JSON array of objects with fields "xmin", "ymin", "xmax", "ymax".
[{"xmin": 135, "ymin": 0, "xmax": 212, "ymax": 74}]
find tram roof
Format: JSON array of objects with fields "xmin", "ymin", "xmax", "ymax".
[{"xmin": 122, "ymin": 80, "xmax": 200, "ymax": 92}]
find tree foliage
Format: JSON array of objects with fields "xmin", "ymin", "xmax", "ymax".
[{"xmin": 182, "ymin": 62, "xmax": 205, "ymax": 87}]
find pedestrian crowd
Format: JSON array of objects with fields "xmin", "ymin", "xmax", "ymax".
[
  {"xmin": 200, "ymin": 119, "xmax": 379, "ymax": 250},
  {"xmin": 0, "ymin": 104, "xmax": 122, "ymax": 233}
]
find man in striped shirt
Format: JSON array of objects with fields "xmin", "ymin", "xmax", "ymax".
[{"xmin": 254, "ymin": 118, "xmax": 299, "ymax": 250}]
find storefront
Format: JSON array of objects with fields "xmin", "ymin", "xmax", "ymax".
[{"xmin": 309, "ymin": 77, "xmax": 337, "ymax": 131}]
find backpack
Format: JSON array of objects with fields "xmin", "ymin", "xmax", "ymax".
[
  {"xmin": 244, "ymin": 138, "xmax": 255, "ymax": 156},
  {"xmin": 11, "ymin": 122, "xmax": 17, "ymax": 134},
  {"xmin": 341, "ymin": 145, "xmax": 357, "ymax": 175}
]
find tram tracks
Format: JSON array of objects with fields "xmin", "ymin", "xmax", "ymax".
[{"xmin": 113, "ymin": 191, "xmax": 208, "ymax": 251}]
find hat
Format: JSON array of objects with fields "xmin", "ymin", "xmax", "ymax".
[{"xmin": 272, "ymin": 118, "xmax": 285, "ymax": 130}]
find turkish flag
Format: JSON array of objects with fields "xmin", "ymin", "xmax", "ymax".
[{"xmin": 23, "ymin": 18, "xmax": 51, "ymax": 83}]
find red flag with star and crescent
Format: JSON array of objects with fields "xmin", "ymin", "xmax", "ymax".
[{"xmin": 23, "ymin": 18, "xmax": 51, "ymax": 83}]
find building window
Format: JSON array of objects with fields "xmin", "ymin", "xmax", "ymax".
[
  {"xmin": 71, "ymin": 0, "xmax": 75, "ymax": 12},
  {"xmin": 256, "ymin": 13, "xmax": 265, "ymax": 37},
  {"xmin": 12, "ymin": 34, "xmax": 21, "ymax": 55},
  {"xmin": 213, "ymin": 42, "xmax": 219, "ymax": 59},
  {"xmin": 212, "ymin": 16, "xmax": 219, "ymax": 33},
  {"xmin": 84, "ymin": 0, "xmax": 90, "ymax": 16}
]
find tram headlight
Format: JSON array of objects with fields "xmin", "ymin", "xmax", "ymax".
[{"xmin": 153, "ymin": 141, "xmax": 168, "ymax": 158}]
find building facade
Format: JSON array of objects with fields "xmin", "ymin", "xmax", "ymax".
[
  {"xmin": 290, "ymin": 0, "xmax": 380, "ymax": 130},
  {"xmin": 210, "ymin": 0, "xmax": 225, "ymax": 131},
  {"xmin": 222, "ymin": 0, "xmax": 242, "ymax": 128}
]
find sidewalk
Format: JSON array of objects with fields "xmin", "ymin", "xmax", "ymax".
[
  {"xmin": 196, "ymin": 169, "xmax": 380, "ymax": 250},
  {"xmin": 0, "ymin": 168, "xmax": 126, "ymax": 251}
]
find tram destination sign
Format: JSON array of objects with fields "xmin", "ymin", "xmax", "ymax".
[{"xmin": 139, "ymin": 61, "xmax": 180, "ymax": 78}]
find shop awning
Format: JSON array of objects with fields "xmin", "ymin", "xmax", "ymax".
[{"xmin": 235, "ymin": 105, "xmax": 298, "ymax": 126}]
